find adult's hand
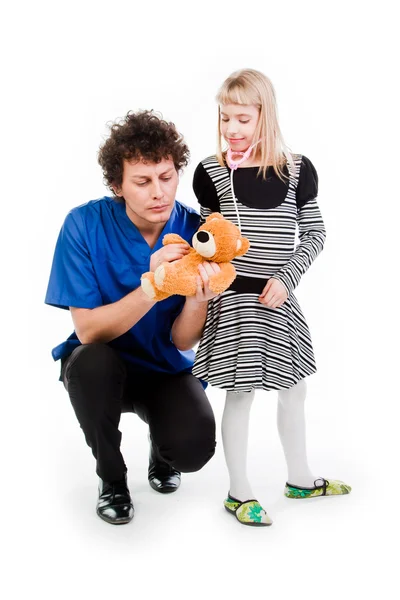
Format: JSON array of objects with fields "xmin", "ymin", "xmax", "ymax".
[
  {"xmin": 150, "ymin": 243, "xmax": 190, "ymax": 272},
  {"xmin": 192, "ymin": 262, "xmax": 221, "ymax": 303},
  {"xmin": 259, "ymin": 278, "xmax": 288, "ymax": 309}
]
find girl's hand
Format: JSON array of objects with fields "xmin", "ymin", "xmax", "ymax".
[
  {"xmin": 150, "ymin": 243, "xmax": 190, "ymax": 272},
  {"xmin": 189, "ymin": 262, "xmax": 221, "ymax": 303},
  {"xmin": 259, "ymin": 278, "xmax": 288, "ymax": 308}
]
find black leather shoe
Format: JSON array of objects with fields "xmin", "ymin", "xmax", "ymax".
[
  {"xmin": 148, "ymin": 439, "xmax": 181, "ymax": 494},
  {"xmin": 96, "ymin": 474, "xmax": 134, "ymax": 525}
]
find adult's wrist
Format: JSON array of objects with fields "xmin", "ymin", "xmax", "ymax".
[
  {"xmin": 135, "ymin": 285, "xmax": 158, "ymax": 306},
  {"xmin": 185, "ymin": 295, "xmax": 208, "ymax": 309}
]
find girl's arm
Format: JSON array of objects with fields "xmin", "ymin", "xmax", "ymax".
[
  {"xmin": 193, "ymin": 162, "xmax": 220, "ymax": 223},
  {"xmin": 200, "ymin": 205, "xmax": 213, "ymax": 223},
  {"xmin": 273, "ymin": 197, "xmax": 326, "ymax": 294}
]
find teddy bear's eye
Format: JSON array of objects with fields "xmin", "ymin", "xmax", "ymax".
[
  {"xmin": 192, "ymin": 229, "xmax": 217, "ymax": 258},
  {"xmin": 197, "ymin": 231, "xmax": 210, "ymax": 243}
]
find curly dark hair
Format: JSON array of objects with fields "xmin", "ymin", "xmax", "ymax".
[{"xmin": 98, "ymin": 110, "xmax": 190, "ymax": 193}]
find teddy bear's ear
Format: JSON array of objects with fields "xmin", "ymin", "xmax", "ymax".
[
  {"xmin": 235, "ymin": 236, "xmax": 250, "ymax": 257},
  {"xmin": 206, "ymin": 212, "xmax": 224, "ymax": 222}
]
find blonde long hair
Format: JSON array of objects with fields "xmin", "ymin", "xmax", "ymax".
[{"xmin": 216, "ymin": 69, "xmax": 293, "ymax": 180}]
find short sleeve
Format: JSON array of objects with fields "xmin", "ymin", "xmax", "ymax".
[
  {"xmin": 296, "ymin": 156, "xmax": 318, "ymax": 210},
  {"xmin": 45, "ymin": 210, "xmax": 103, "ymax": 310},
  {"xmin": 193, "ymin": 162, "xmax": 220, "ymax": 212}
]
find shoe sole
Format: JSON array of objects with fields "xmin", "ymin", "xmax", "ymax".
[
  {"xmin": 96, "ymin": 510, "xmax": 134, "ymax": 525},
  {"xmin": 149, "ymin": 481, "xmax": 180, "ymax": 494},
  {"xmin": 224, "ymin": 506, "xmax": 272, "ymax": 527}
]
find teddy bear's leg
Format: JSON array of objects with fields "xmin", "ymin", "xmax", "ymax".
[
  {"xmin": 141, "ymin": 272, "xmax": 170, "ymax": 301},
  {"xmin": 154, "ymin": 262, "xmax": 198, "ymax": 296},
  {"xmin": 208, "ymin": 263, "xmax": 237, "ymax": 294},
  {"xmin": 154, "ymin": 264, "xmax": 165, "ymax": 287},
  {"xmin": 141, "ymin": 272, "xmax": 158, "ymax": 299}
]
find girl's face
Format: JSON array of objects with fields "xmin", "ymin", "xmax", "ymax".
[{"xmin": 219, "ymin": 104, "xmax": 260, "ymax": 153}]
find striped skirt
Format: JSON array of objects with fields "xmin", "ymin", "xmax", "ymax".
[{"xmin": 192, "ymin": 289, "xmax": 316, "ymax": 392}]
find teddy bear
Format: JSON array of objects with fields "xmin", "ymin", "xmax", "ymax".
[{"xmin": 141, "ymin": 213, "xmax": 250, "ymax": 302}]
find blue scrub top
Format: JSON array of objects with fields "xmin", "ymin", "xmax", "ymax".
[{"xmin": 45, "ymin": 196, "xmax": 201, "ymax": 375}]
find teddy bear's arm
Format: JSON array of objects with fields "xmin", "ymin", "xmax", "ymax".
[
  {"xmin": 163, "ymin": 233, "xmax": 188, "ymax": 245},
  {"xmin": 208, "ymin": 263, "xmax": 237, "ymax": 294}
]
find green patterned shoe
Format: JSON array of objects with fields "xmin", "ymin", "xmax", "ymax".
[
  {"xmin": 224, "ymin": 494, "xmax": 273, "ymax": 526},
  {"xmin": 284, "ymin": 478, "xmax": 352, "ymax": 499}
]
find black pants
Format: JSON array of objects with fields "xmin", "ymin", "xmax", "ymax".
[{"xmin": 61, "ymin": 343, "xmax": 216, "ymax": 482}]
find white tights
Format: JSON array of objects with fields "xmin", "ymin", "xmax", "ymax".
[{"xmin": 222, "ymin": 380, "xmax": 318, "ymax": 501}]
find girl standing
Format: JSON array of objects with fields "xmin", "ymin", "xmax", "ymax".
[{"xmin": 192, "ymin": 69, "xmax": 351, "ymax": 527}]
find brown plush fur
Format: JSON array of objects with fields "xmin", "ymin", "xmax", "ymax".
[{"xmin": 141, "ymin": 213, "xmax": 250, "ymax": 301}]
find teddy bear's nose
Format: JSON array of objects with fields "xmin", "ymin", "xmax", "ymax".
[{"xmin": 197, "ymin": 231, "xmax": 210, "ymax": 243}]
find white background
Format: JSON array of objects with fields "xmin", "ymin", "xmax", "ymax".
[{"xmin": 2, "ymin": 0, "xmax": 399, "ymax": 598}]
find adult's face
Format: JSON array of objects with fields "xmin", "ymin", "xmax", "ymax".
[{"xmin": 114, "ymin": 158, "xmax": 178, "ymax": 230}]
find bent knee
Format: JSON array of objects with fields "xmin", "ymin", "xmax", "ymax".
[
  {"xmin": 161, "ymin": 432, "xmax": 216, "ymax": 473},
  {"xmin": 66, "ymin": 343, "xmax": 124, "ymax": 379}
]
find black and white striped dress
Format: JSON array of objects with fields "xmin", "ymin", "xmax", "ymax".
[{"xmin": 192, "ymin": 154, "xmax": 326, "ymax": 392}]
